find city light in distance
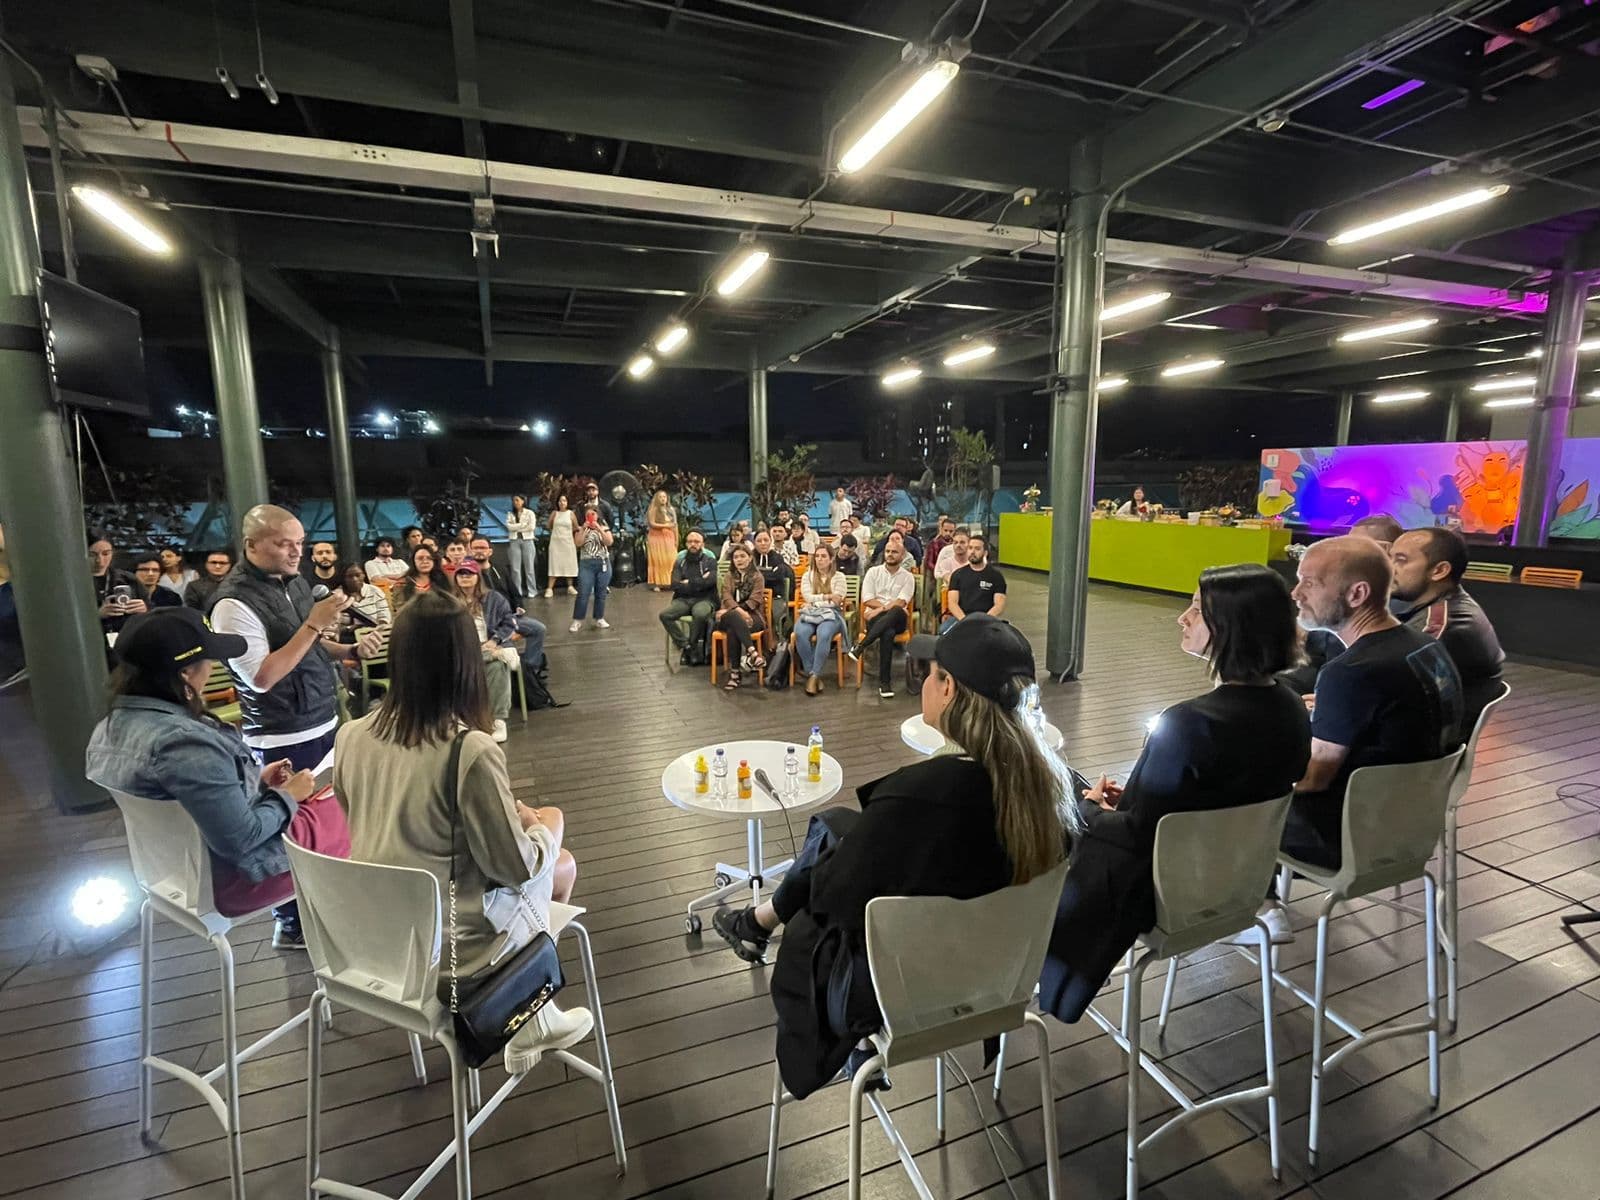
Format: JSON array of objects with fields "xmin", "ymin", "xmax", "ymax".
[
  {"xmin": 531, "ymin": 419, "xmax": 552, "ymax": 438},
  {"xmin": 627, "ymin": 353, "xmax": 655, "ymax": 379},
  {"xmin": 715, "ymin": 248, "xmax": 770, "ymax": 297},
  {"xmin": 1328, "ymin": 184, "xmax": 1509, "ymax": 246},
  {"xmin": 1160, "ymin": 358, "xmax": 1225, "ymax": 378},
  {"xmin": 1483, "ymin": 397, "xmax": 1534, "ymax": 409},
  {"xmin": 837, "ymin": 58, "xmax": 960, "ymax": 174},
  {"xmin": 1101, "ymin": 291, "xmax": 1171, "ymax": 321},
  {"xmin": 1370, "ymin": 389, "xmax": 1430, "ymax": 404},
  {"xmin": 1471, "ymin": 375, "xmax": 1537, "ymax": 393},
  {"xmin": 1336, "ymin": 316, "xmax": 1438, "ymax": 343},
  {"xmin": 1098, "ymin": 376, "xmax": 1129, "ymax": 392},
  {"xmin": 882, "ymin": 365, "xmax": 922, "ymax": 388},
  {"xmin": 654, "ymin": 323, "xmax": 690, "ymax": 354},
  {"xmin": 942, "ymin": 342, "xmax": 995, "ymax": 368},
  {"xmin": 423, "ymin": 418, "xmax": 441, "ymax": 434},
  {"xmin": 71, "ymin": 185, "xmax": 173, "ymax": 255}
]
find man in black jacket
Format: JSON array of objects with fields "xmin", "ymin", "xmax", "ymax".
[
  {"xmin": 1389, "ymin": 527, "xmax": 1505, "ymax": 725},
  {"xmin": 751, "ymin": 529, "xmax": 795, "ymax": 646},
  {"xmin": 470, "ymin": 536, "xmax": 547, "ymax": 679},
  {"xmin": 659, "ymin": 530, "xmax": 717, "ymax": 667}
]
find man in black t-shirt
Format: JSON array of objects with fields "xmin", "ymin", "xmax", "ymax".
[
  {"xmin": 1284, "ymin": 536, "xmax": 1464, "ymax": 873},
  {"xmin": 942, "ymin": 534, "xmax": 1007, "ymax": 633},
  {"xmin": 1389, "ymin": 527, "xmax": 1505, "ymax": 728}
]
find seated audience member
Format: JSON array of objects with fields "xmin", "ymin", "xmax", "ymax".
[
  {"xmin": 456, "ymin": 525, "xmax": 478, "ymax": 548},
  {"xmin": 836, "ymin": 515, "xmax": 856, "ymax": 543},
  {"xmin": 718, "ymin": 521, "xmax": 753, "ymax": 563},
  {"xmin": 0, "ymin": 526, "xmax": 21, "ymax": 681},
  {"xmin": 304, "ymin": 541, "xmax": 341, "ymax": 588},
  {"xmin": 933, "ymin": 528, "xmax": 970, "ymax": 581},
  {"xmin": 1349, "ymin": 513, "xmax": 1404, "ymax": 549},
  {"xmin": 451, "ymin": 559, "xmax": 516, "ymax": 743},
  {"xmin": 794, "ymin": 542, "xmax": 848, "ymax": 696},
  {"xmin": 713, "ymin": 615, "xmax": 1075, "ymax": 1096},
  {"xmin": 334, "ymin": 591, "xmax": 589, "ymax": 1071},
  {"xmin": 1388, "ymin": 527, "xmax": 1505, "ymax": 725},
  {"xmin": 394, "ymin": 546, "xmax": 450, "ymax": 609},
  {"xmin": 1039, "ymin": 565, "xmax": 1310, "ymax": 1021},
  {"xmin": 470, "ymin": 536, "xmax": 547, "ymax": 679},
  {"xmin": 400, "ymin": 526, "xmax": 425, "ymax": 559},
  {"xmin": 157, "ymin": 548, "xmax": 197, "ymax": 596},
  {"xmin": 131, "ymin": 554, "xmax": 184, "ymax": 610},
  {"xmin": 1277, "ymin": 515, "xmax": 1401, "ymax": 693},
  {"xmin": 184, "ymin": 549, "xmax": 234, "ymax": 610},
  {"xmin": 1281, "ymin": 536, "xmax": 1464, "ymax": 901},
  {"xmin": 833, "ymin": 532, "xmax": 863, "ymax": 577},
  {"xmin": 923, "ymin": 515, "xmax": 956, "ymax": 574},
  {"xmin": 943, "ymin": 533, "xmax": 1006, "ymax": 632},
  {"xmin": 364, "ymin": 538, "xmax": 408, "ymax": 584},
  {"xmin": 716, "ymin": 543, "xmax": 766, "ymax": 691},
  {"xmin": 827, "ymin": 487, "xmax": 852, "ymax": 534},
  {"xmin": 850, "ymin": 537, "xmax": 915, "ymax": 698},
  {"xmin": 85, "ymin": 607, "xmax": 350, "ymax": 949},
  {"xmin": 1116, "ymin": 485, "xmax": 1150, "ymax": 517},
  {"xmin": 870, "ymin": 516, "xmax": 923, "ymax": 567},
  {"xmin": 659, "ymin": 530, "xmax": 718, "ymax": 667},
  {"xmin": 338, "ymin": 564, "xmax": 391, "ymax": 631},
  {"xmin": 752, "ymin": 529, "xmax": 796, "ymax": 649},
  {"xmin": 793, "ymin": 513, "xmax": 819, "ymax": 554},
  {"xmin": 442, "ymin": 539, "xmax": 469, "ymax": 580},
  {"xmin": 771, "ymin": 523, "xmax": 800, "ymax": 566},
  {"xmin": 90, "ymin": 531, "xmax": 145, "ymax": 632}
]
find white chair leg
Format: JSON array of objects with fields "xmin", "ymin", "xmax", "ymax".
[
  {"xmin": 1157, "ymin": 956, "xmax": 1179, "ymax": 1036},
  {"xmin": 469, "ymin": 1068, "xmax": 482, "ymax": 1112},
  {"xmin": 1119, "ymin": 948, "xmax": 1136, "ymax": 1038},
  {"xmin": 306, "ymin": 990, "xmax": 326, "ymax": 1200},
  {"xmin": 572, "ymin": 920, "xmax": 627, "ymax": 1173},
  {"xmin": 1124, "ymin": 954, "xmax": 1149, "ymax": 1200},
  {"xmin": 846, "ymin": 1055, "xmax": 879, "ymax": 1200},
  {"xmin": 764, "ymin": 1063, "xmax": 783, "ymax": 1199},
  {"xmin": 991, "ymin": 1031, "xmax": 1007, "ymax": 1100},
  {"xmin": 1307, "ymin": 902, "xmax": 1333, "ymax": 1172},
  {"xmin": 1443, "ymin": 813, "xmax": 1460, "ymax": 1032},
  {"xmin": 448, "ymin": 1046, "xmax": 472, "ymax": 1200},
  {"xmin": 212, "ymin": 934, "xmax": 246, "ymax": 1200},
  {"xmin": 1027, "ymin": 1013, "xmax": 1061, "ymax": 1200},
  {"xmin": 1424, "ymin": 872, "xmax": 1441, "ymax": 1107},
  {"xmin": 1256, "ymin": 922, "xmax": 1281, "ymax": 1182},
  {"xmin": 409, "ymin": 1034, "xmax": 428, "ymax": 1086},
  {"xmin": 137, "ymin": 899, "xmax": 154, "ymax": 1141},
  {"xmin": 934, "ymin": 1055, "xmax": 946, "ymax": 1140}
]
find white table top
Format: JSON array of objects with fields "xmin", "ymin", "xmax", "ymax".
[
  {"xmin": 662, "ymin": 738, "xmax": 843, "ymax": 818},
  {"xmin": 899, "ymin": 713, "xmax": 1064, "ymax": 756}
]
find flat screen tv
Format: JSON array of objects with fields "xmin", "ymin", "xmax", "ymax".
[{"xmin": 37, "ymin": 271, "xmax": 150, "ymax": 419}]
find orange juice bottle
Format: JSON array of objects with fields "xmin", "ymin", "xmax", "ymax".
[{"xmin": 736, "ymin": 759, "xmax": 752, "ymax": 799}]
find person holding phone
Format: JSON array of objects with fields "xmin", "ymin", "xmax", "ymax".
[
  {"xmin": 89, "ymin": 532, "xmax": 145, "ymax": 633},
  {"xmin": 86, "ymin": 607, "xmax": 353, "ymax": 949},
  {"xmin": 570, "ymin": 503, "xmax": 614, "ymax": 632}
]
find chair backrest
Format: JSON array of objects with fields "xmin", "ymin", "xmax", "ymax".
[
  {"xmin": 1337, "ymin": 748, "xmax": 1466, "ymax": 894},
  {"xmin": 203, "ymin": 660, "xmax": 236, "ymax": 703},
  {"xmin": 283, "ymin": 837, "xmax": 443, "ymax": 1021},
  {"xmin": 865, "ymin": 857, "xmax": 1070, "ymax": 1066},
  {"xmin": 1150, "ymin": 794, "xmax": 1293, "ymax": 949},
  {"xmin": 361, "ymin": 625, "xmax": 394, "ymax": 673},
  {"xmin": 1449, "ymin": 681, "xmax": 1510, "ymax": 807},
  {"xmin": 843, "ymin": 573, "xmax": 861, "ymax": 606},
  {"xmin": 1520, "ymin": 566, "xmax": 1582, "ymax": 589},
  {"xmin": 1463, "ymin": 561, "xmax": 1513, "ymax": 583},
  {"xmin": 110, "ymin": 789, "xmax": 218, "ymax": 923}
]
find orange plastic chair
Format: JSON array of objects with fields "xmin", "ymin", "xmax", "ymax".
[
  {"xmin": 789, "ymin": 575, "xmax": 859, "ymax": 689},
  {"xmin": 710, "ymin": 588, "xmax": 774, "ymax": 684},
  {"xmin": 854, "ymin": 586, "xmax": 916, "ymax": 689}
]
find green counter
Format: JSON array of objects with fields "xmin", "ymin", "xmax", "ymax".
[{"xmin": 998, "ymin": 512, "xmax": 1291, "ymax": 595}]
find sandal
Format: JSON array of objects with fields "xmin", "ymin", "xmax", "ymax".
[{"xmin": 723, "ymin": 671, "xmax": 741, "ymax": 691}]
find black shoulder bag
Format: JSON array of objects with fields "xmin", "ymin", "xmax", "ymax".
[{"xmin": 445, "ymin": 731, "xmax": 566, "ymax": 1068}]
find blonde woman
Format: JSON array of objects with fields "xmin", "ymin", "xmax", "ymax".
[
  {"xmin": 545, "ymin": 493, "xmax": 578, "ymax": 597},
  {"xmin": 646, "ymin": 489, "xmax": 678, "ymax": 590},
  {"xmin": 794, "ymin": 542, "xmax": 847, "ymax": 695}
]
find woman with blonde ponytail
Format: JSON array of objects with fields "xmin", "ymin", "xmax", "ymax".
[{"xmin": 712, "ymin": 614, "xmax": 1075, "ymax": 1099}]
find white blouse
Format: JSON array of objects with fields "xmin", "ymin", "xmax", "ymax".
[{"xmin": 505, "ymin": 509, "xmax": 537, "ymax": 539}]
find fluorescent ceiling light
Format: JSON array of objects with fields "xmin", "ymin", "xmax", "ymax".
[
  {"xmin": 714, "ymin": 248, "xmax": 769, "ymax": 297},
  {"xmin": 1471, "ymin": 375, "xmax": 1536, "ymax": 393},
  {"xmin": 838, "ymin": 58, "xmax": 960, "ymax": 174},
  {"xmin": 1328, "ymin": 184, "xmax": 1509, "ymax": 246},
  {"xmin": 1166, "ymin": 321, "xmax": 1226, "ymax": 331},
  {"xmin": 942, "ymin": 342, "xmax": 995, "ymax": 367},
  {"xmin": 1336, "ymin": 316, "xmax": 1438, "ymax": 343},
  {"xmin": 1098, "ymin": 377, "xmax": 1129, "ymax": 392},
  {"xmin": 1483, "ymin": 397, "xmax": 1534, "ymax": 409},
  {"xmin": 654, "ymin": 323, "xmax": 689, "ymax": 354},
  {"xmin": 71, "ymin": 185, "xmax": 173, "ymax": 255},
  {"xmin": 1526, "ymin": 339, "xmax": 1600, "ymax": 357},
  {"xmin": 1371, "ymin": 389, "xmax": 1430, "ymax": 404},
  {"xmin": 1361, "ymin": 78, "xmax": 1424, "ymax": 110},
  {"xmin": 1101, "ymin": 291, "xmax": 1171, "ymax": 321},
  {"xmin": 1160, "ymin": 358, "xmax": 1225, "ymax": 378},
  {"xmin": 882, "ymin": 365, "xmax": 922, "ymax": 387},
  {"xmin": 1376, "ymin": 369, "xmax": 1429, "ymax": 380},
  {"xmin": 518, "ymin": 423, "xmax": 530, "ymax": 432},
  {"xmin": 1357, "ymin": 253, "xmax": 1414, "ymax": 270},
  {"xmin": 627, "ymin": 353, "xmax": 655, "ymax": 379}
]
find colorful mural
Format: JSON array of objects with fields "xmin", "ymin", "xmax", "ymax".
[{"xmin": 1258, "ymin": 438, "xmax": 1600, "ymax": 539}]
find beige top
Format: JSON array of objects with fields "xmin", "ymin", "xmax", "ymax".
[{"xmin": 334, "ymin": 714, "xmax": 556, "ymax": 987}]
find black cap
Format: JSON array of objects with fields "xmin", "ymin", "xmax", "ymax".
[
  {"xmin": 115, "ymin": 607, "xmax": 247, "ymax": 672},
  {"xmin": 907, "ymin": 615, "xmax": 1035, "ymax": 705}
]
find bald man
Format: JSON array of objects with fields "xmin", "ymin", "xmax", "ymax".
[{"xmin": 1278, "ymin": 515, "xmax": 1402, "ymax": 693}]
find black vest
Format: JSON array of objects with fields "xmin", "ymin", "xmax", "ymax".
[{"xmin": 208, "ymin": 561, "xmax": 337, "ymax": 739}]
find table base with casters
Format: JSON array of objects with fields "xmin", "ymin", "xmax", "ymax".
[{"xmin": 683, "ymin": 816, "xmax": 794, "ymax": 933}]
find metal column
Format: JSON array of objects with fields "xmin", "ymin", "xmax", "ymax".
[
  {"xmin": 1045, "ymin": 138, "xmax": 1109, "ymax": 681},
  {"xmin": 748, "ymin": 357, "xmax": 769, "ymax": 505},
  {"xmin": 199, "ymin": 256, "xmax": 269, "ymax": 531},
  {"xmin": 1334, "ymin": 391, "xmax": 1353, "ymax": 446},
  {"xmin": 1513, "ymin": 247, "xmax": 1595, "ymax": 547},
  {"xmin": 321, "ymin": 333, "xmax": 360, "ymax": 563},
  {"xmin": 993, "ymin": 394, "xmax": 1007, "ymax": 463},
  {"xmin": 0, "ymin": 54, "xmax": 106, "ymax": 811},
  {"xmin": 1442, "ymin": 392, "xmax": 1460, "ymax": 443}
]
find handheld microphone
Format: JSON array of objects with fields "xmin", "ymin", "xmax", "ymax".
[{"xmin": 311, "ymin": 583, "xmax": 378, "ymax": 627}]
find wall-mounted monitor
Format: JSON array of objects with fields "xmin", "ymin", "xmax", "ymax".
[{"xmin": 37, "ymin": 271, "xmax": 150, "ymax": 419}]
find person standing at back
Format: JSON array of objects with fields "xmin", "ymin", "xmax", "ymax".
[
  {"xmin": 503, "ymin": 495, "xmax": 538, "ymax": 599},
  {"xmin": 364, "ymin": 538, "xmax": 408, "ymax": 586},
  {"xmin": 130, "ymin": 553, "xmax": 183, "ymax": 610},
  {"xmin": 545, "ymin": 494, "xmax": 579, "ymax": 597},
  {"xmin": 827, "ymin": 487, "xmax": 852, "ymax": 534},
  {"xmin": 185, "ymin": 550, "xmax": 234, "ymax": 610},
  {"xmin": 645, "ymin": 490, "xmax": 678, "ymax": 590},
  {"xmin": 1388, "ymin": 527, "xmax": 1505, "ymax": 727}
]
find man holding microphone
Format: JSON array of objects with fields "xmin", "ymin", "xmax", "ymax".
[{"xmin": 209, "ymin": 504, "xmax": 383, "ymax": 776}]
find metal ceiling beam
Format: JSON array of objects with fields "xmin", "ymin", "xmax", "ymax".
[{"xmin": 448, "ymin": 0, "xmax": 494, "ymax": 385}]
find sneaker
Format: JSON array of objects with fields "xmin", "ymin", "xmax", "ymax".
[
  {"xmin": 846, "ymin": 638, "xmax": 866, "ymax": 662},
  {"xmin": 1228, "ymin": 902, "xmax": 1294, "ymax": 946},
  {"xmin": 712, "ymin": 906, "xmax": 771, "ymax": 965},
  {"xmin": 878, "ymin": 687, "xmax": 895, "ymax": 699},
  {"xmin": 567, "ymin": 585, "xmax": 578, "ymax": 595},
  {"xmin": 594, "ymin": 618, "xmax": 611, "ymax": 629},
  {"xmin": 492, "ymin": 719, "xmax": 508, "ymax": 743},
  {"xmin": 543, "ymin": 588, "xmax": 553, "ymax": 598},
  {"xmin": 845, "ymin": 1044, "xmax": 892, "ymax": 1093},
  {"xmin": 569, "ymin": 620, "xmax": 583, "ymax": 633},
  {"xmin": 502, "ymin": 1002, "xmax": 594, "ymax": 1075},
  {"xmin": 272, "ymin": 918, "xmax": 306, "ymax": 951}
]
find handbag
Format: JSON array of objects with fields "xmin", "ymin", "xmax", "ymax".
[{"xmin": 444, "ymin": 731, "xmax": 566, "ymax": 1068}]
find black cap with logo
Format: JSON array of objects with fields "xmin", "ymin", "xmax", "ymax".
[{"xmin": 115, "ymin": 607, "xmax": 246, "ymax": 672}]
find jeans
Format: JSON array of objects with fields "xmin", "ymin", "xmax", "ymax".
[
  {"xmin": 860, "ymin": 607, "xmax": 908, "ymax": 689},
  {"xmin": 771, "ymin": 809, "xmax": 860, "ymax": 924},
  {"xmin": 574, "ymin": 557, "xmax": 610, "ymax": 620},
  {"xmin": 514, "ymin": 615, "xmax": 547, "ymax": 672},
  {"xmin": 660, "ymin": 596, "xmax": 715, "ymax": 648},
  {"xmin": 795, "ymin": 611, "xmax": 846, "ymax": 676},
  {"xmin": 939, "ymin": 615, "xmax": 959, "ymax": 635},
  {"xmin": 505, "ymin": 538, "xmax": 537, "ymax": 599}
]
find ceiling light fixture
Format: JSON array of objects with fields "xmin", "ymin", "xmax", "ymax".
[
  {"xmin": 1328, "ymin": 184, "xmax": 1510, "ymax": 246},
  {"xmin": 837, "ymin": 48, "xmax": 962, "ymax": 174},
  {"xmin": 1098, "ymin": 377, "xmax": 1129, "ymax": 392},
  {"xmin": 882, "ymin": 365, "xmax": 922, "ymax": 388},
  {"xmin": 1101, "ymin": 291, "xmax": 1172, "ymax": 321},
  {"xmin": 942, "ymin": 342, "xmax": 995, "ymax": 367},
  {"xmin": 654, "ymin": 323, "xmax": 689, "ymax": 354},
  {"xmin": 70, "ymin": 185, "xmax": 173, "ymax": 255},
  {"xmin": 1471, "ymin": 375, "xmax": 1537, "ymax": 393},
  {"xmin": 1358, "ymin": 253, "xmax": 1415, "ymax": 270},
  {"xmin": 627, "ymin": 353, "xmax": 655, "ymax": 379},
  {"xmin": 1160, "ymin": 358, "xmax": 1225, "ymax": 379},
  {"xmin": 1336, "ymin": 316, "xmax": 1438, "ymax": 343},
  {"xmin": 1483, "ymin": 396, "xmax": 1535, "ymax": 409},
  {"xmin": 1526, "ymin": 339, "xmax": 1600, "ymax": 358},
  {"xmin": 714, "ymin": 247, "xmax": 769, "ymax": 297},
  {"xmin": 1361, "ymin": 78, "xmax": 1425, "ymax": 110},
  {"xmin": 1166, "ymin": 321, "xmax": 1226, "ymax": 331},
  {"xmin": 1370, "ymin": 389, "xmax": 1430, "ymax": 404}
]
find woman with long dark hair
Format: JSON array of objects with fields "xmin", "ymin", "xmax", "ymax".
[
  {"xmin": 394, "ymin": 545, "xmax": 450, "ymax": 610},
  {"xmin": 713, "ymin": 614, "xmax": 1076, "ymax": 1097},
  {"xmin": 505, "ymin": 493, "xmax": 538, "ymax": 599},
  {"xmin": 451, "ymin": 558, "xmax": 516, "ymax": 743},
  {"xmin": 85, "ymin": 607, "xmax": 352, "ymax": 949},
  {"xmin": 1038, "ymin": 563, "xmax": 1310, "ymax": 1024},
  {"xmin": 715, "ymin": 542, "xmax": 766, "ymax": 691},
  {"xmin": 334, "ymin": 590, "xmax": 588, "ymax": 1074}
]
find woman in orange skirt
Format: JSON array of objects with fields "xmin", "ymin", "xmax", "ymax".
[{"xmin": 646, "ymin": 489, "xmax": 679, "ymax": 589}]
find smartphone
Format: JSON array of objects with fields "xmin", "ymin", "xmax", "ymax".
[
  {"xmin": 111, "ymin": 584, "xmax": 133, "ymax": 608},
  {"xmin": 585, "ymin": 510, "xmax": 598, "ymax": 527}
]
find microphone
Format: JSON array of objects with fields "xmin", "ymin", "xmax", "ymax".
[{"xmin": 311, "ymin": 583, "xmax": 378, "ymax": 627}]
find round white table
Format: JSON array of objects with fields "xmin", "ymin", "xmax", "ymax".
[
  {"xmin": 663, "ymin": 738, "xmax": 843, "ymax": 933},
  {"xmin": 899, "ymin": 713, "xmax": 1065, "ymax": 756}
]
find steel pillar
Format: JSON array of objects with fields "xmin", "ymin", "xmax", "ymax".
[
  {"xmin": 748, "ymin": 356, "xmax": 769, "ymax": 505},
  {"xmin": 0, "ymin": 54, "xmax": 106, "ymax": 811},
  {"xmin": 199, "ymin": 256, "xmax": 269, "ymax": 532},
  {"xmin": 321, "ymin": 334, "xmax": 360, "ymax": 563},
  {"xmin": 1335, "ymin": 391, "xmax": 1353, "ymax": 446},
  {"xmin": 1045, "ymin": 138, "xmax": 1109, "ymax": 681},
  {"xmin": 1442, "ymin": 392, "xmax": 1460, "ymax": 443}
]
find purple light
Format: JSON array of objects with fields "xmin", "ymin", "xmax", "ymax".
[{"xmin": 1361, "ymin": 78, "xmax": 1425, "ymax": 110}]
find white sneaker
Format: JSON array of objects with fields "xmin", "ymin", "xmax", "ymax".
[
  {"xmin": 594, "ymin": 618, "xmax": 611, "ymax": 629},
  {"xmin": 567, "ymin": 585, "xmax": 578, "ymax": 595},
  {"xmin": 543, "ymin": 588, "xmax": 553, "ymax": 598},
  {"xmin": 569, "ymin": 620, "xmax": 583, "ymax": 633},
  {"xmin": 1228, "ymin": 902, "xmax": 1293, "ymax": 946},
  {"xmin": 502, "ymin": 1002, "xmax": 594, "ymax": 1075},
  {"xmin": 492, "ymin": 719, "xmax": 508, "ymax": 743}
]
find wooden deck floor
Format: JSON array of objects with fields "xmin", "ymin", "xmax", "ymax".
[{"xmin": 3, "ymin": 575, "xmax": 1600, "ymax": 1199}]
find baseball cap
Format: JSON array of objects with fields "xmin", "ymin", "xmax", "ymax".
[
  {"xmin": 115, "ymin": 607, "xmax": 246, "ymax": 672},
  {"xmin": 907, "ymin": 614, "xmax": 1036, "ymax": 705},
  {"xmin": 454, "ymin": 557, "xmax": 482, "ymax": 576}
]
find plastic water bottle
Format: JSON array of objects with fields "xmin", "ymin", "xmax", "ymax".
[
  {"xmin": 807, "ymin": 726, "xmax": 823, "ymax": 783},
  {"xmin": 784, "ymin": 746, "xmax": 800, "ymax": 797},
  {"xmin": 712, "ymin": 749, "xmax": 728, "ymax": 797}
]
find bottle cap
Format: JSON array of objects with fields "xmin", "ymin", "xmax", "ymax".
[
  {"xmin": 739, "ymin": 759, "xmax": 748, "ymax": 766},
  {"xmin": 787, "ymin": 746, "xmax": 795, "ymax": 752}
]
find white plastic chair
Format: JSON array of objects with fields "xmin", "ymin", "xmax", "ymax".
[
  {"xmin": 111, "ymin": 789, "xmax": 360, "ymax": 1200},
  {"xmin": 1272, "ymin": 749, "xmax": 1464, "ymax": 1169},
  {"xmin": 764, "ymin": 858, "xmax": 1069, "ymax": 1200},
  {"xmin": 285, "ymin": 837, "xmax": 627, "ymax": 1200}
]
